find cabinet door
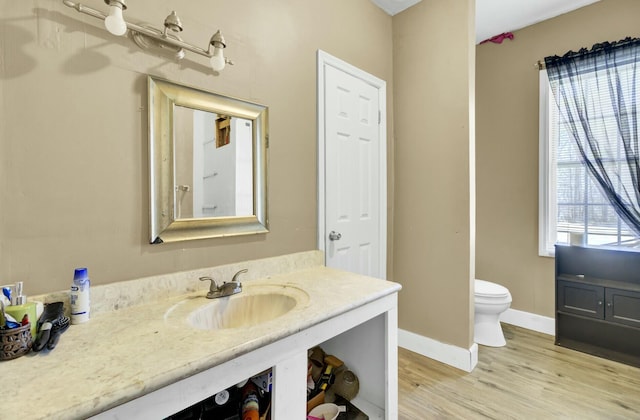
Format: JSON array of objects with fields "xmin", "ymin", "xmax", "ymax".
[
  {"xmin": 557, "ymin": 280, "xmax": 604, "ymax": 319},
  {"xmin": 605, "ymin": 288, "xmax": 640, "ymax": 328}
]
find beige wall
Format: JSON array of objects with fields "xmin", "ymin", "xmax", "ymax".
[
  {"xmin": 476, "ymin": 0, "xmax": 640, "ymax": 317},
  {"xmin": 0, "ymin": 0, "xmax": 393, "ymax": 295},
  {"xmin": 393, "ymin": 0, "xmax": 476, "ymax": 349},
  {"xmin": 13, "ymin": 0, "xmax": 616, "ymax": 351}
]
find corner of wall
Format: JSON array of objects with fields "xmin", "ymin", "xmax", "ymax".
[{"xmin": 398, "ymin": 328, "xmax": 478, "ymax": 372}]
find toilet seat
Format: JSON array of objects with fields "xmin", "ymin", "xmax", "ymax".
[{"xmin": 475, "ymin": 279, "xmax": 510, "ymax": 299}]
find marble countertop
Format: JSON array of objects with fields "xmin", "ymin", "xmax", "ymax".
[{"xmin": 0, "ymin": 251, "xmax": 401, "ymax": 419}]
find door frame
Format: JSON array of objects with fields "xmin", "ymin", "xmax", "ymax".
[{"xmin": 316, "ymin": 49, "xmax": 387, "ymax": 278}]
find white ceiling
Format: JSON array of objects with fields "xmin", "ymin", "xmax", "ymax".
[{"xmin": 370, "ymin": 0, "xmax": 601, "ymax": 44}]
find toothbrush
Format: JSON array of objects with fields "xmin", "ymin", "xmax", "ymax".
[
  {"xmin": 0, "ymin": 299, "xmax": 20, "ymax": 329},
  {"xmin": 2, "ymin": 286, "xmax": 11, "ymax": 305}
]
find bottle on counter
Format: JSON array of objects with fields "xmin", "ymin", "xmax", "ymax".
[{"xmin": 70, "ymin": 268, "xmax": 90, "ymax": 324}]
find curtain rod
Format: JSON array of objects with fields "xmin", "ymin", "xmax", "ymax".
[{"xmin": 537, "ymin": 37, "xmax": 640, "ymax": 71}]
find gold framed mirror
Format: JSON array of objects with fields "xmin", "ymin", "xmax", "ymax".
[{"xmin": 148, "ymin": 76, "xmax": 268, "ymax": 243}]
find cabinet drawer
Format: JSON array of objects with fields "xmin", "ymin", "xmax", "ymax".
[
  {"xmin": 557, "ymin": 280, "xmax": 604, "ymax": 319},
  {"xmin": 606, "ymin": 288, "xmax": 640, "ymax": 328}
]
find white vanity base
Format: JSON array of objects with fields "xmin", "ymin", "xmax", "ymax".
[{"xmin": 93, "ymin": 293, "xmax": 398, "ymax": 420}]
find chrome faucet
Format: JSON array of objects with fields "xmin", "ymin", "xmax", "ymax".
[{"xmin": 199, "ymin": 269, "xmax": 247, "ymax": 299}]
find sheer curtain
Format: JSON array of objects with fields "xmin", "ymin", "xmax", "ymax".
[{"xmin": 545, "ymin": 37, "xmax": 640, "ymax": 237}]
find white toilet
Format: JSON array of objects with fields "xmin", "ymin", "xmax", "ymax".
[{"xmin": 474, "ymin": 279, "xmax": 512, "ymax": 347}]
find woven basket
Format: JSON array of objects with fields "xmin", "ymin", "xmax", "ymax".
[{"xmin": 0, "ymin": 323, "xmax": 33, "ymax": 361}]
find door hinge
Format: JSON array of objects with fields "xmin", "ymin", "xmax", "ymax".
[{"xmin": 378, "ymin": 110, "xmax": 381, "ymax": 124}]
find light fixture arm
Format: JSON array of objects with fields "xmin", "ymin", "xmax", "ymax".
[{"xmin": 62, "ymin": 1, "xmax": 233, "ymax": 67}]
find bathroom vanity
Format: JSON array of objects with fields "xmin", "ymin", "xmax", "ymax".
[{"xmin": 0, "ymin": 251, "xmax": 401, "ymax": 419}]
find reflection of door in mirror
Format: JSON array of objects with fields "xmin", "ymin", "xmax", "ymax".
[
  {"xmin": 174, "ymin": 106, "xmax": 254, "ymax": 219},
  {"xmin": 174, "ymin": 106, "xmax": 195, "ymax": 219}
]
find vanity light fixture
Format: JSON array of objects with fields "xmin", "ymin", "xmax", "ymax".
[
  {"xmin": 104, "ymin": 0, "xmax": 127, "ymax": 36},
  {"xmin": 62, "ymin": 0, "xmax": 233, "ymax": 72}
]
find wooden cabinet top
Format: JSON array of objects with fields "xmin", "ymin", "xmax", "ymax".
[{"xmin": 555, "ymin": 245, "xmax": 640, "ymax": 286}]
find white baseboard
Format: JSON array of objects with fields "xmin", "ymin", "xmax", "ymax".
[
  {"xmin": 500, "ymin": 308, "xmax": 555, "ymax": 336},
  {"xmin": 398, "ymin": 309, "xmax": 554, "ymax": 372},
  {"xmin": 398, "ymin": 329, "xmax": 478, "ymax": 372}
]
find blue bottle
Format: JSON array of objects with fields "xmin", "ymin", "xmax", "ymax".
[{"xmin": 70, "ymin": 268, "xmax": 90, "ymax": 324}]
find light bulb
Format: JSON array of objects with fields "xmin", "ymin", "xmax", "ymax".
[
  {"xmin": 210, "ymin": 47, "xmax": 226, "ymax": 72},
  {"xmin": 105, "ymin": 3, "xmax": 127, "ymax": 36}
]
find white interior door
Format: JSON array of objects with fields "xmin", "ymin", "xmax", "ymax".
[{"xmin": 317, "ymin": 50, "xmax": 387, "ymax": 279}]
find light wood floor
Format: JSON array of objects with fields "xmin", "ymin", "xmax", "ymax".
[{"xmin": 398, "ymin": 324, "xmax": 640, "ymax": 419}]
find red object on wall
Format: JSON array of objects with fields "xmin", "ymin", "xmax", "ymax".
[{"xmin": 480, "ymin": 32, "xmax": 514, "ymax": 44}]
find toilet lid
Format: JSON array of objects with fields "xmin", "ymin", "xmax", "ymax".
[{"xmin": 475, "ymin": 279, "xmax": 510, "ymax": 298}]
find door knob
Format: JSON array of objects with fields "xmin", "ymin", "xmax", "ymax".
[{"xmin": 329, "ymin": 231, "xmax": 342, "ymax": 241}]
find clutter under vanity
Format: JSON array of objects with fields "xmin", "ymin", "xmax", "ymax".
[{"xmin": 166, "ymin": 345, "xmax": 369, "ymax": 420}]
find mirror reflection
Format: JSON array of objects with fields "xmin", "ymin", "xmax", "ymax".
[
  {"xmin": 174, "ymin": 106, "xmax": 254, "ymax": 219},
  {"xmin": 148, "ymin": 76, "xmax": 269, "ymax": 244}
]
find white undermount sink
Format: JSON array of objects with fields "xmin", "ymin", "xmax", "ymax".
[{"xmin": 164, "ymin": 283, "xmax": 310, "ymax": 330}]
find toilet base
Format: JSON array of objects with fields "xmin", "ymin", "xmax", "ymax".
[{"xmin": 474, "ymin": 315, "xmax": 507, "ymax": 347}]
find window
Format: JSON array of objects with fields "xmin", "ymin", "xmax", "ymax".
[{"xmin": 539, "ymin": 66, "xmax": 639, "ymax": 257}]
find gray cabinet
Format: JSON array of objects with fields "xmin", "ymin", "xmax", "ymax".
[
  {"xmin": 557, "ymin": 279, "xmax": 604, "ymax": 319},
  {"xmin": 555, "ymin": 245, "xmax": 640, "ymax": 368},
  {"xmin": 557, "ymin": 280, "xmax": 640, "ymax": 326},
  {"xmin": 606, "ymin": 288, "xmax": 640, "ymax": 328}
]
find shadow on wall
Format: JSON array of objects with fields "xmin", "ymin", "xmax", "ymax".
[
  {"xmin": 0, "ymin": 9, "xmax": 112, "ymax": 79},
  {"xmin": 1, "ymin": 8, "xmax": 217, "ymax": 80},
  {"xmin": 0, "ymin": 22, "xmax": 37, "ymax": 79}
]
